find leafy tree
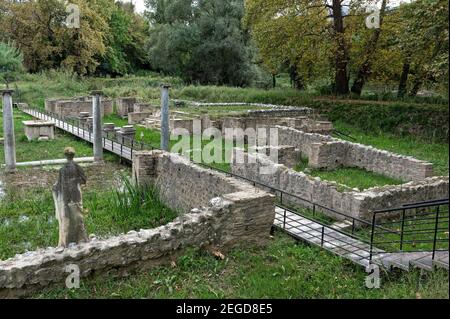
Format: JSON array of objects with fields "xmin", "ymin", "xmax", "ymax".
[
  {"xmin": 145, "ymin": 0, "xmax": 257, "ymax": 86},
  {"xmin": 98, "ymin": 1, "xmax": 149, "ymax": 75},
  {"xmin": 0, "ymin": 41, "xmax": 24, "ymax": 87},
  {"xmin": 245, "ymin": 0, "xmax": 365, "ymax": 95}
]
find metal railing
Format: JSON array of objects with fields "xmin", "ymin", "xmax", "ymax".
[{"xmin": 368, "ymin": 199, "xmax": 449, "ymax": 262}]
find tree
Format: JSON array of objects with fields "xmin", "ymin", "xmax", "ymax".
[
  {"xmin": 0, "ymin": 0, "xmax": 149, "ymax": 76},
  {"xmin": 245, "ymin": 0, "xmax": 367, "ymax": 95},
  {"xmin": 98, "ymin": 1, "xmax": 149, "ymax": 75},
  {"xmin": 145, "ymin": 0, "xmax": 257, "ymax": 86},
  {"xmin": 0, "ymin": 41, "xmax": 24, "ymax": 88},
  {"xmin": 350, "ymin": 0, "xmax": 388, "ymax": 96}
]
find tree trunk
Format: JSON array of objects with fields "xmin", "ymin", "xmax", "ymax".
[
  {"xmin": 397, "ymin": 61, "xmax": 410, "ymax": 98},
  {"xmin": 272, "ymin": 74, "xmax": 276, "ymax": 88},
  {"xmin": 332, "ymin": 0, "xmax": 349, "ymax": 95},
  {"xmin": 351, "ymin": 0, "xmax": 387, "ymax": 96},
  {"xmin": 409, "ymin": 78, "xmax": 422, "ymax": 97},
  {"xmin": 289, "ymin": 65, "xmax": 304, "ymax": 90}
]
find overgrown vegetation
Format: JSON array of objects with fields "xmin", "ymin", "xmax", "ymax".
[{"xmin": 0, "ymin": 169, "xmax": 178, "ymax": 260}]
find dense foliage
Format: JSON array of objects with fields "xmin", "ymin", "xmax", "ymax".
[
  {"xmin": 0, "ymin": 0, "xmax": 448, "ymax": 94},
  {"xmin": 245, "ymin": 0, "xmax": 449, "ymax": 95},
  {"xmin": 0, "ymin": 41, "xmax": 24, "ymax": 87},
  {"xmin": 145, "ymin": 0, "xmax": 258, "ymax": 86}
]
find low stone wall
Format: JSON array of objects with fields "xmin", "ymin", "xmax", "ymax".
[
  {"xmin": 0, "ymin": 152, "xmax": 275, "ymax": 297},
  {"xmin": 220, "ymin": 117, "xmax": 333, "ymax": 136},
  {"xmin": 246, "ymin": 108, "xmax": 312, "ymax": 118},
  {"xmin": 232, "ymin": 152, "xmax": 449, "ymax": 222},
  {"xmin": 276, "ymin": 126, "xmax": 434, "ymax": 181},
  {"xmin": 45, "ymin": 97, "xmax": 113, "ymax": 117},
  {"xmin": 116, "ymin": 97, "xmax": 137, "ymax": 118},
  {"xmin": 128, "ymin": 112, "xmax": 153, "ymax": 125}
]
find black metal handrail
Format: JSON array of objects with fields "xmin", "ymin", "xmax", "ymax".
[{"xmin": 369, "ymin": 199, "xmax": 449, "ymax": 262}]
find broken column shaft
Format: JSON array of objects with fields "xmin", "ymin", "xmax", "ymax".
[
  {"xmin": 160, "ymin": 84, "xmax": 170, "ymax": 151},
  {"xmin": 91, "ymin": 91, "xmax": 103, "ymax": 162},
  {"xmin": 1, "ymin": 89, "xmax": 17, "ymax": 173}
]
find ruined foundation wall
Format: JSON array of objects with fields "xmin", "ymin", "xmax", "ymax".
[
  {"xmin": 232, "ymin": 152, "xmax": 449, "ymax": 222},
  {"xmin": 128, "ymin": 112, "xmax": 153, "ymax": 125},
  {"xmin": 46, "ymin": 98, "xmax": 113, "ymax": 117},
  {"xmin": 276, "ymin": 126, "xmax": 435, "ymax": 181}
]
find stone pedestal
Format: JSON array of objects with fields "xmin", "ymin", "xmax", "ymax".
[
  {"xmin": 22, "ymin": 120, "xmax": 55, "ymax": 141},
  {"xmin": 117, "ymin": 125, "xmax": 136, "ymax": 144}
]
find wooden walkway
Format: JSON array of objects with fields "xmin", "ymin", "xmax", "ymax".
[{"xmin": 21, "ymin": 107, "xmax": 449, "ymax": 272}]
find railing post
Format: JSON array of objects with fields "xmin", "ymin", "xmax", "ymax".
[
  {"xmin": 313, "ymin": 204, "xmax": 316, "ymax": 218},
  {"xmin": 369, "ymin": 212, "xmax": 376, "ymax": 262},
  {"xmin": 351, "ymin": 219, "xmax": 355, "ymax": 235},
  {"xmin": 321, "ymin": 227, "xmax": 325, "ymax": 247},
  {"xmin": 280, "ymin": 192, "xmax": 283, "ymax": 205},
  {"xmin": 283, "ymin": 209, "xmax": 287, "ymax": 229},
  {"xmin": 400, "ymin": 209, "xmax": 406, "ymax": 251},
  {"xmin": 432, "ymin": 206, "xmax": 440, "ymax": 260}
]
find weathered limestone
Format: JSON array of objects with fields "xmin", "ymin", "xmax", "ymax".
[
  {"xmin": 128, "ymin": 112, "xmax": 153, "ymax": 125},
  {"xmin": 116, "ymin": 125, "xmax": 136, "ymax": 143},
  {"xmin": 22, "ymin": 120, "xmax": 55, "ymax": 141},
  {"xmin": 276, "ymin": 126, "xmax": 435, "ymax": 181},
  {"xmin": 0, "ymin": 151, "xmax": 275, "ymax": 297},
  {"xmin": 160, "ymin": 85, "xmax": 170, "ymax": 151},
  {"xmin": 91, "ymin": 91, "xmax": 103, "ymax": 162},
  {"xmin": 45, "ymin": 97, "xmax": 113, "ymax": 118},
  {"xmin": 249, "ymin": 145, "xmax": 300, "ymax": 169},
  {"xmin": 220, "ymin": 116, "xmax": 334, "ymax": 136},
  {"xmin": 1, "ymin": 89, "xmax": 16, "ymax": 173},
  {"xmin": 116, "ymin": 97, "xmax": 137, "ymax": 118},
  {"xmin": 232, "ymin": 152, "xmax": 449, "ymax": 222},
  {"xmin": 52, "ymin": 148, "xmax": 89, "ymax": 248},
  {"xmin": 78, "ymin": 112, "xmax": 93, "ymax": 131}
]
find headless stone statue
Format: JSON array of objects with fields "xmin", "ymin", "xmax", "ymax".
[{"xmin": 52, "ymin": 147, "xmax": 88, "ymax": 247}]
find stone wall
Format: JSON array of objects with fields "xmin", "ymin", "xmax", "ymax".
[
  {"xmin": 246, "ymin": 108, "xmax": 312, "ymax": 118},
  {"xmin": 220, "ymin": 117, "xmax": 334, "ymax": 136},
  {"xmin": 45, "ymin": 97, "xmax": 113, "ymax": 118},
  {"xmin": 276, "ymin": 126, "xmax": 435, "ymax": 181},
  {"xmin": 0, "ymin": 151, "xmax": 275, "ymax": 298},
  {"xmin": 232, "ymin": 152, "xmax": 449, "ymax": 222},
  {"xmin": 128, "ymin": 112, "xmax": 153, "ymax": 125},
  {"xmin": 116, "ymin": 97, "xmax": 137, "ymax": 118}
]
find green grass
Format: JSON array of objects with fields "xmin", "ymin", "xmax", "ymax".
[
  {"xmin": 0, "ymin": 168, "xmax": 179, "ymax": 260},
  {"xmin": 32, "ymin": 231, "xmax": 449, "ymax": 299},
  {"xmin": 294, "ymin": 156, "xmax": 403, "ymax": 191},
  {"xmin": 333, "ymin": 121, "xmax": 449, "ymax": 176},
  {"xmin": 0, "ymin": 111, "xmax": 117, "ymax": 164}
]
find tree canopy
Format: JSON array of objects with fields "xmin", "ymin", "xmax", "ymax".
[
  {"xmin": 145, "ymin": 0, "xmax": 258, "ymax": 86},
  {"xmin": 0, "ymin": 41, "xmax": 24, "ymax": 87}
]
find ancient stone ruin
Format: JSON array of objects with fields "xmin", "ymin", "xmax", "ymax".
[
  {"xmin": 0, "ymin": 151, "xmax": 275, "ymax": 297},
  {"xmin": 45, "ymin": 96, "xmax": 113, "ymax": 118},
  {"xmin": 22, "ymin": 120, "xmax": 55, "ymax": 141}
]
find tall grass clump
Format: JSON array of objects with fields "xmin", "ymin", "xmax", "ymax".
[{"xmin": 109, "ymin": 175, "xmax": 178, "ymax": 229}]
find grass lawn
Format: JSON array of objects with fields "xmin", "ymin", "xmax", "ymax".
[
  {"xmin": 333, "ymin": 121, "xmax": 449, "ymax": 176},
  {"xmin": 295, "ymin": 157, "xmax": 403, "ymax": 191},
  {"xmin": 32, "ymin": 231, "xmax": 449, "ymax": 299}
]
